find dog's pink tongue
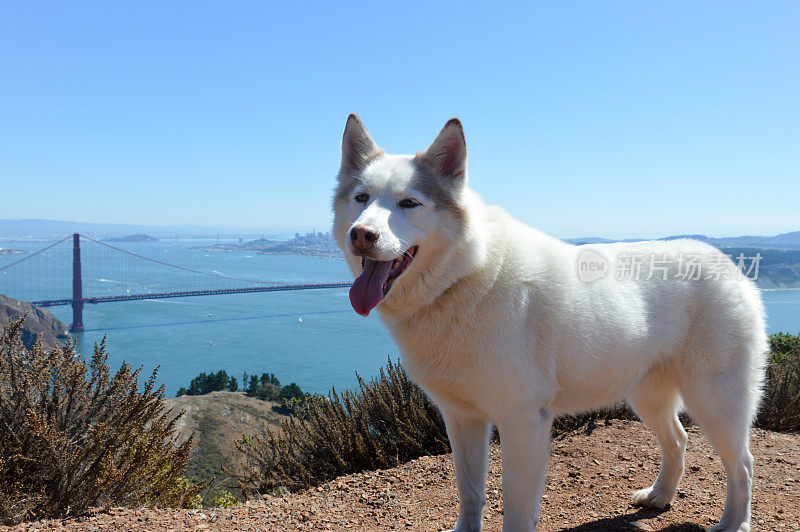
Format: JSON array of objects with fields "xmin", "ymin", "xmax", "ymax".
[{"xmin": 350, "ymin": 258, "xmax": 393, "ymax": 316}]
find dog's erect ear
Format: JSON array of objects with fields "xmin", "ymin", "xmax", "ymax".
[
  {"xmin": 422, "ymin": 118, "xmax": 467, "ymax": 181},
  {"xmin": 341, "ymin": 114, "xmax": 380, "ymax": 173}
]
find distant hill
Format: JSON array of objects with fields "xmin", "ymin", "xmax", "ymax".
[
  {"xmin": 567, "ymin": 231, "xmax": 800, "ymax": 250},
  {"xmin": 724, "ymin": 247, "xmax": 800, "ymax": 289},
  {"xmin": 103, "ymin": 234, "xmax": 159, "ymax": 243}
]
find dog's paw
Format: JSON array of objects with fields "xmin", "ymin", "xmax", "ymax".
[
  {"xmin": 707, "ymin": 523, "xmax": 750, "ymax": 532},
  {"xmin": 630, "ymin": 486, "xmax": 673, "ymax": 508}
]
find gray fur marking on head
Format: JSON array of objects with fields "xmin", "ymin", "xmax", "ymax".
[{"xmin": 411, "ymin": 154, "xmax": 465, "ymax": 225}]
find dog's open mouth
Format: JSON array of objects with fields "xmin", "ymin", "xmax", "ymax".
[{"xmin": 349, "ymin": 246, "xmax": 418, "ymax": 316}]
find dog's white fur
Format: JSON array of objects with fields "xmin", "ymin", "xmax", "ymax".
[{"xmin": 333, "ymin": 115, "xmax": 768, "ymax": 532}]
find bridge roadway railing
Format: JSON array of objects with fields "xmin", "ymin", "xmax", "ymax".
[{"xmin": 32, "ymin": 282, "xmax": 352, "ymax": 307}]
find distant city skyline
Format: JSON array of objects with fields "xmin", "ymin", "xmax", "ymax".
[{"xmin": 1, "ymin": 2, "xmax": 798, "ymax": 239}]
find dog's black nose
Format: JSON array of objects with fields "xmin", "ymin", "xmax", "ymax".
[{"xmin": 350, "ymin": 225, "xmax": 379, "ymax": 253}]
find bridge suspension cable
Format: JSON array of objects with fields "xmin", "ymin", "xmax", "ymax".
[
  {"xmin": 0, "ymin": 233, "xmax": 351, "ymax": 332},
  {"xmin": 0, "ymin": 235, "xmax": 71, "ymax": 273},
  {"xmin": 78, "ymin": 235, "xmax": 294, "ymax": 286}
]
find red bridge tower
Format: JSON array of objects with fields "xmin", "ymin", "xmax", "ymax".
[{"xmin": 71, "ymin": 233, "xmax": 84, "ymax": 332}]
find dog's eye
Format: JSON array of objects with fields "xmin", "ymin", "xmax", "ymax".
[
  {"xmin": 398, "ymin": 198, "xmax": 421, "ymax": 209},
  {"xmin": 354, "ymin": 193, "xmax": 369, "ymax": 204}
]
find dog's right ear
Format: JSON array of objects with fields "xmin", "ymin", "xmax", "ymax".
[{"xmin": 341, "ymin": 114, "xmax": 380, "ymax": 173}]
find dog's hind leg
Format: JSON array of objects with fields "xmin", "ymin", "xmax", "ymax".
[
  {"xmin": 441, "ymin": 409, "xmax": 491, "ymax": 532},
  {"xmin": 627, "ymin": 366, "xmax": 687, "ymax": 509},
  {"xmin": 679, "ymin": 367, "xmax": 756, "ymax": 532}
]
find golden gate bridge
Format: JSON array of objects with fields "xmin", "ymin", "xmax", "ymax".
[{"xmin": 0, "ymin": 233, "xmax": 350, "ymax": 332}]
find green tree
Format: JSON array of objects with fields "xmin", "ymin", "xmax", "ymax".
[
  {"xmin": 279, "ymin": 382, "xmax": 303, "ymax": 400},
  {"xmin": 245, "ymin": 372, "xmax": 283, "ymax": 400},
  {"xmin": 181, "ymin": 370, "xmax": 237, "ymax": 396}
]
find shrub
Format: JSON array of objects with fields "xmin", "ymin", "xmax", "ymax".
[
  {"xmin": 207, "ymin": 489, "xmax": 238, "ymax": 508},
  {"xmin": 234, "ymin": 359, "xmax": 448, "ymax": 495},
  {"xmin": 0, "ymin": 318, "xmax": 201, "ymax": 525},
  {"xmin": 756, "ymin": 331, "xmax": 800, "ymax": 432},
  {"xmin": 273, "ymin": 393, "xmax": 316, "ymax": 416},
  {"xmin": 551, "ymin": 403, "xmax": 639, "ymax": 434},
  {"xmin": 768, "ymin": 332, "xmax": 800, "ymax": 364}
]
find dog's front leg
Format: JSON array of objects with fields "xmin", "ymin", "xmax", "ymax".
[
  {"xmin": 441, "ymin": 408, "xmax": 490, "ymax": 532},
  {"xmin": 497, "ymin": 409, "xmax": 553, "ymax": 531}
]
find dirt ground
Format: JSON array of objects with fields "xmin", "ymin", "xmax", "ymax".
[{"xmin": 4, "ymin": 420, "xmax": 798, "ymax": 531}]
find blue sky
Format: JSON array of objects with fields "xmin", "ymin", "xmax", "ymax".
[{"xmin": 1, "ymin": 1, "xmax": 798, "ymax": 238}]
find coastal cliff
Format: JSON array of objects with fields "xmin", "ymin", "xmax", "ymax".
[{"xmin": 0, "ymin": 294, "xmax": 68, "ymax": 350}]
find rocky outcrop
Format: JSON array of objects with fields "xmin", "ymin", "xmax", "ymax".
[{"xmin": 0, "ymin": 294, "xmax": 68, "ymax": 350}]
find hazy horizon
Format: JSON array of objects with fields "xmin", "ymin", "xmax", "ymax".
[{"xmin": 1, "ymin": 217, "xmax": 798, "ymax": 242}]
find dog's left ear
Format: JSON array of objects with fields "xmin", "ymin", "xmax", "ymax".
[{"xmin": 422, "ymin": 118, "xmax": 467, "ymax": 182}]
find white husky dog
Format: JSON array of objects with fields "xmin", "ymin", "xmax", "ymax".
[{"xmin": 332, "ymin": 114, "xmax": 767, "ymax": 532}]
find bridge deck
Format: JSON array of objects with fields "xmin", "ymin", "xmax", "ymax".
[{"xmin": 32, "ymin": 282, "xmax": 352, "ymax": 307}]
